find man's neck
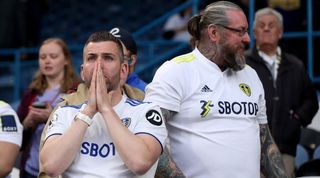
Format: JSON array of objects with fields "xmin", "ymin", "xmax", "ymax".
[
  {"xmin": 46, "ymin": 73, "xmax": 64, "ymax": 90},
  {"xmin": 198, "ymin": 43, "xmax": 226, "ymax": 71},
  {"xmin": 257, "ymin": 44, "xmax": 277, "ymax": 56},
  {"xmin": 110, "ymin": 87, "xmax": 123, "ymax": 107}
]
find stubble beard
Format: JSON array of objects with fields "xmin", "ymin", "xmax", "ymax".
[{"xmin": 84, "ymin": 74, "xmax": 120, "ymax": 93}]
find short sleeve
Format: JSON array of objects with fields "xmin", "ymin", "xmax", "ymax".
[
  {"xmin": 144, "ymin": 61, "xmax": 183, "ymax": 112},
  {"xmin": 45, "ymin": 106, "xmax": 75, "ymax": 141},
  {"xmin": 134, "ymin": 104, "xmax": 168, "ymax": 152},
  {"xmin": 255, "ymin": 74, "xmax": 268, "ymax": 124},
  {"xmin": 0, "ymin": 101, "xmax": 23, "ymax": 146}
]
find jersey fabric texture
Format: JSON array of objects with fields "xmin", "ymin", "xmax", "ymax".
[
  {"xmin": 44, "ymin": 93, "xmax": 167, "ymax": 178},
  {"xmin": 0, "ymin": 100, "xmax": 23, "ymax": 146},
  {"xmin": 144, "ymin": 48, "xmax": 268, "ymax": 178}
]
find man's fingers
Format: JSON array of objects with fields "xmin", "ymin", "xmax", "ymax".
[
  {"xmin": 90, "ymin": 62, "xmax": 98, "ymax": 92},
  {"xmin": 96, "ymin": 62, "xmax": 107, "ymax": 94}
]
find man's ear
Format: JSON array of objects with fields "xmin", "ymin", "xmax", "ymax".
[
  {"xmin": 120, "ymin": 62, "xmax": 129, "ymax": 81},
  {"xmin": 129, "ymin": 54, "xmax": 137, "ymax": 66},
  {"xmin": 207, "ymin": 24, "xmax": 218, "ymax": 42},
  {"xmin": 80, "ymin": 64, "xmax": 85, "ymax": 81},
  {"xmin": 278, "ymin": 28, "xmax": 283, "ymax": 39}
]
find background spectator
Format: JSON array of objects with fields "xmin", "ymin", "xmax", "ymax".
[
  {"xmin": 17, "ymin": 38, "xmax": 80, "ymax": 178},
  {"xmin": 110, "ymin": 27, "xmax": 147, "ymax": 91},
  {"xmin": 245, "ymin": 7, "xmax": 319, "ymax": 178}
]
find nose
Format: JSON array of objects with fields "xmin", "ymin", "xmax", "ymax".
[
  {"xmin": 242, "ymin": 32, "xmax": 250, "ymax": 44},
  {"xmin": 43, "ymin": 57, "xmax": 50, "ymax": 63},
  {"xmin": 96, "ymin": 58, "xmax": 103, "ymax": 69},
  {"xmin": 263, "ymin": 25, "xmax": 270, "ymax": 31}
]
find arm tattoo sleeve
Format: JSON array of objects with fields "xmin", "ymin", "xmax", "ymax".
[
  {"xmin": 155, "ymin": 108, "xmax": 185, "ymax": 178},
  {"xmin": 160, "ymin": 108, "xmax": 176, "ymax": 122},
  {"xmin": 260, "ymin": 124, "xmax": 288, "ymax": 178},
  {"xmin": 155, "ymin": 146, "xmax": 185, "ymax": 178}
]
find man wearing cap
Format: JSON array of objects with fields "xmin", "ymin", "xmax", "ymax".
[
  {"xmin": 110, "ymin": 27, "xmax": 147, "ymax": 92},
  {"xmin": 110, "ymin": 27, "xmax": 186, "ymax": 177}
]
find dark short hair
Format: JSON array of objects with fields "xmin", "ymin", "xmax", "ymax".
[{"xmin": 84, "ymin": 31, "xmax": 124, "ymax": 62}]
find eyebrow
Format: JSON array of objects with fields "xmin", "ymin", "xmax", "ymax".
[{"xmin": 86, "ymin": 52, "xmax": 116, "ymax": 57}]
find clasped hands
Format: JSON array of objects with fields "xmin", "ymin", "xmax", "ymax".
[{"xmin": 82, "ymin": 62, "xmax": 114, "ymax": 118}]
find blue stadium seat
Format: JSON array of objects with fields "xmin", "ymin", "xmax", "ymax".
[
  {"xmin": 295, "ymin": 144, "xmax": 309, "ymax": 169},
  {"xmin": 313, "ymin": 145, "xmax": 320, "ymax": 159}
]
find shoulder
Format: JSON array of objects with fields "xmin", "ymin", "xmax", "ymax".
[
  {"xmin": 0, "ymin": 100, "xmax": 10, "ymax": 110},
  {"xmin": 59, "ymin": 103, "xmax": 84, "ymax": 111},
  {"xmin": 0, "ymin": 101, "xmax": 16, "ymax": 116},
  {"xmin": 155, "ymin": 52, "xmax": 196, "ymax": 78},
  {"xmin": 125, "ymin": 97, "xmax": 160, "ymax": 112},
  {"xmin": 125, "ymin": 97, "xmax": 145, "ymax": 107},
  {"xmin": 171, "ymin": 52, "xmax": 197, "ymax": 64},
  {"xmin": 123, "ymin": 84, "xmax": 145, "ymax": 101},
  {"xmin": 62, "ymin": 83, "xmax": 88, "ymax": 106},
  {"xmin": 283, "ymin": 52, "xmax": 304, "ymax": 68}
]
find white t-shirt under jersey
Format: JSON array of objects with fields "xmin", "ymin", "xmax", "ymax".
[
  {"xmin": 145, "ymin": 48, "xmax": 267, "ymax": 178},
  {"xmin": 45, "ymin": 95, "xmax": 167, "ymax": 178}
]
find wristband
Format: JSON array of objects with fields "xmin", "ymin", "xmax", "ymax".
[{"xmin": 74, "ymin": 112, "xmax": 93, "ymax": 126}]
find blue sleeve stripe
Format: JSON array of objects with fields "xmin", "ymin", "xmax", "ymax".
[
  {"xmin": 61, "ymin": 103, "xmax": 84, "ymax": 109},
  {"xmin": 125, "ymin": 98, "xmax": 144, "ymax": 106}
]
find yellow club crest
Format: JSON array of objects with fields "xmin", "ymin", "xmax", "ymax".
[{"xmin": 239, "ymin": 83, "xmax": 251, "ymax": 97}]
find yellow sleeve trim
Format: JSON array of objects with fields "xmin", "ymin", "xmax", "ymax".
[
  {"xmin": 0, "ymin": 100, "xmax": 8, "ymax": 107},
  {"xmin": 172, "ymin": 53, "xmax": 196, "ymax": 64}
]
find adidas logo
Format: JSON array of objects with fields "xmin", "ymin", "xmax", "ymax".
[{"xmin": 201, "ymin": 85, "xmax": 213, "ymax": 92}]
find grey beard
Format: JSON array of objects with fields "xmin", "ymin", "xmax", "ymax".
[{"xmin": 224, "ymin": 52, "xmax": 246, "ymax": 71}]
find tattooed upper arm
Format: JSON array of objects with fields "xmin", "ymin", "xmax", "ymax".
[
  {"xmin": 160, "ymin": 108, "xmax": 177, "ymax": 122},
  {"xmin": 155, "ymin": 108, "xmax": 185, "ymax": 178},
  {"xmin": 260, "ymin": 124, "xmax": 288, "ymax": 178}
]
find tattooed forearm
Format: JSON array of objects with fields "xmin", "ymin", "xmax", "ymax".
[
  {"xmin": 260, "ymin": 124, "xmax": 288, "ymax": 178},
  {"xmin": 156, "ymin": 108, "xmax": 184, "ymax": 178},
  {"xmin": 155, "ymin": 146, "xmax": 185, "ymax": 178}
]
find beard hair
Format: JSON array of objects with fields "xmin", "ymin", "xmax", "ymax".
[
  {"xmin": 224, "ymin": 51, "xmax": 246, "ymax": 71},
  {"xmin": 83, "ymin": 74, "xmax": 120, "ymax": 93},
  {"xmin": 218, "ymin": 38, "xmax": 246, "ymax": 71}
]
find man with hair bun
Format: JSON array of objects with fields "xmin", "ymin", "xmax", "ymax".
[{"xmin": 145, "ymin": 1, "xmax": 288, "ymax": 177}]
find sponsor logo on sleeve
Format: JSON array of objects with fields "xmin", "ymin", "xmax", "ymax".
[
  {"xmin": 48, "ymin": 113, "xmax": 58, "ymax": 130},
  {"xmin": 146, "ymin": 110, "xmax": 163, "ymax": 126},
  {"xmin": 0, "ymin": 115, "xmax": 17, "ymax": 132}
]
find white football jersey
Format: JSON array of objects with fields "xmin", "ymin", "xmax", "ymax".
[
  {"xmin": 145, "ymin": 48, "xmax": 267, "ymax": 178},
  {"xmin": 45, "ymin": 95, "xmax": 167, "ymax": 178},
  {"xmin": 0, "ymin": 100, "xmax": 23, "ymax": 146}
]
